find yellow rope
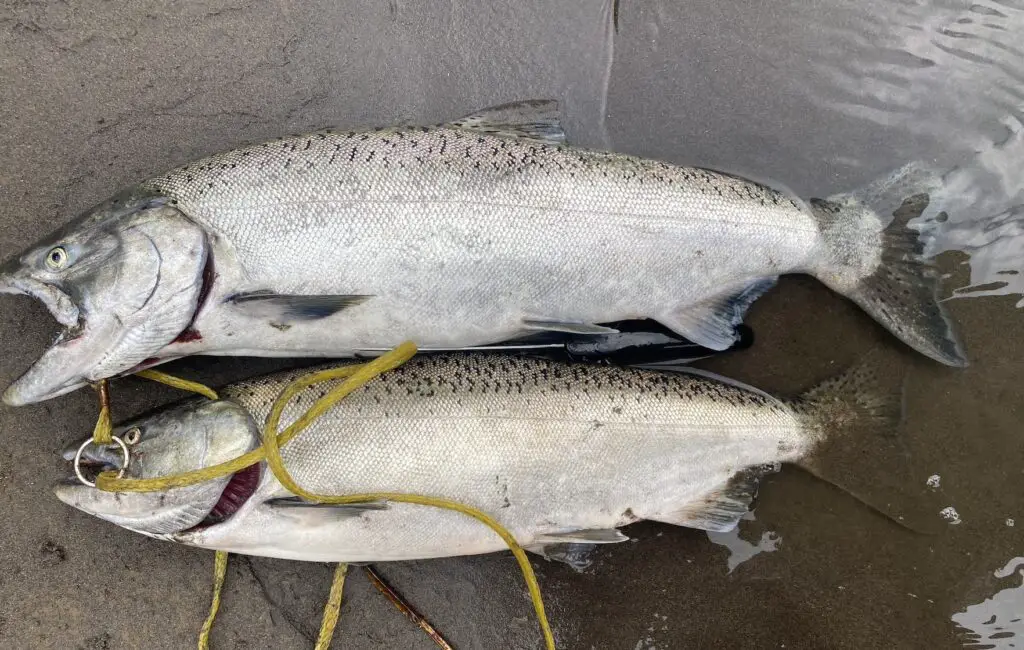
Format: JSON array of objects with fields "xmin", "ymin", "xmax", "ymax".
[
  {"xmin": 91, "ymin": 371, "xmax": 218, "ymax": 446},
  {"xmin": 315, "ymin": 564, "xmax": 349, "ymax": 650},
  {"xmin": 93, "ymin": 342, "xmax": 556, "ymax": 650},
  {"xmin": 198, "ymin": 550, "xmax": 229, "ymax": 650},
  {"xmin": 91, "ymin": 380, "xmax": 112, "ymax": 445},
  {"xmin": 136, "ymin": 369, "xmax": 220, "ymax": 400},
  {"xmin": 94, "ymin": 351, "xmax": 402, "ymax": 493}
]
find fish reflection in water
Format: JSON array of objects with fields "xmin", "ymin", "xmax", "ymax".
[
  {"xmin": 705, "ymin": 510, "xmax": 782, "ymax": 574},
  {"xmin": 952, "ymin": 557, "xmax": 1024, "ymax": 649}
]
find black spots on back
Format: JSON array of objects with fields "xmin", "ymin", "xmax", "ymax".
[{"xmin": 348, "ymin": 355, "xmax": 791, "ymax": 419}]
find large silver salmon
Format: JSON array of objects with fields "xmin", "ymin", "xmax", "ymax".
[
  {"xmin": 56, "ymin": 353, "xmax": 920, "ymax": 563},
  {"xmin": 0, "ymin": 100, "xmax": 964, "ymax": 405}
]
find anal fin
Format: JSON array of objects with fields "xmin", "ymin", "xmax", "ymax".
[
  {"xmin": 649, "ymin": 470, "xmax": 771, "ymax": 533},
  {"xmin": 659, "ymin": 278, "xmax": 776, "ymax": 350}
]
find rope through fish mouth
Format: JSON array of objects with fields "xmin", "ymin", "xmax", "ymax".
[{"xmin": 84, "ymin": 341, "xmax": 555, "ymax": 650}]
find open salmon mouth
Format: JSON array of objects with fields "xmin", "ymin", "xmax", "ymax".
[
  {"xmin": 0, "ymin": 247, "xmax": 214, "ymax": 406},
  {"xmin": 0, "ymin": 278, "xmax": 87, "ymax": 405},
  {"xmin": 0, "ymin": 277, "xmax": 112, "ymax": 405}
]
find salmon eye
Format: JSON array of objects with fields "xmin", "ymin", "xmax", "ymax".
[
  {"xmin": 123, "ymin": 427, "xmax": 142, "ymax": 445},
  {"xmin": 45, "ymin": 246, "xmax": 69, "ymax": 270}
]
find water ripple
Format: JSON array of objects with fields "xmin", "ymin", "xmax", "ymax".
[{"xmin": 952, "ymin": 557, "xmax": 1024, "ymax": 649}]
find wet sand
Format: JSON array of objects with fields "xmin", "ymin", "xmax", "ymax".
[{"xmin": 1, "ymin": 1, "xmax": 1020, "ymax": 648}]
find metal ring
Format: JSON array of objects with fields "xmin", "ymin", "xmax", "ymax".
[{"xmin": 73, "ymin": 436, "xmax": 130, "ymax": 488}]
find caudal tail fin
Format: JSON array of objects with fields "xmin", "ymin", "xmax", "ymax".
[
  {"xmin": 809, "ymin": 165, "xmax": 967, "ymax": 367},
  {"xmin": 795, "ymin": 354, "xmax": 939, "ymax": 532}
]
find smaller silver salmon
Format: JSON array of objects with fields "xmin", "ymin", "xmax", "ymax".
[{"xmin": 55, "ymin": 354, "xmax": 923, "ymax": 564}]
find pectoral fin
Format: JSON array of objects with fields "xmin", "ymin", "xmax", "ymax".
[
  {"xmin": 226, "ymin": 292, "xmax": 372, "ymax": 322},
  {"xmin": 266, "ymin": 497, "xmax": 389, "ymax": 512}
]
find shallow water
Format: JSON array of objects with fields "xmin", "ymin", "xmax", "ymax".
[{"xmin": 0, "ymin": 1, "xmax": 1021, "ymax": 648}]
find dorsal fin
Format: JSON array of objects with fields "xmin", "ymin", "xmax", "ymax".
[{"xmin": 447, "ymin": 100, "xmax": 566, "ymax": 145}]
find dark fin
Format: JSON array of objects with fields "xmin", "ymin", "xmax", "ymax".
[
  {"xmin": 226, "ymin": 292, "xmax": 372, "ymax": 321},
  {"xmin": 532, "ymin": 528, "xmax": 630, "ymax": 544},
  {"xmin": 527, "ymin": 543, "xmax": 598, "ymax": 572},
  {"xmin": 265, "ymin": 497, "xmax": 389, "ymax": 511},
  {"xmin": 659, "ymin": 278, "xmax": 777, "ymax": 350},
  {"xmin": 447, "ymin": 100, "xmax": 566, "ymax": 145},
  {"xmin": 648, "ymin": 471, "xmax": 765, "ymax": 532},
  {"xmin": 521, "ymin": 318, "xmax": 620, "ymax": 335},
  {"xmin": 795, "ymin": 353, "xmax": 942, "ymax": 533},
  {"xmin": 810, "ymin": 167, "xmax": 967, "ymax": 367}
]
